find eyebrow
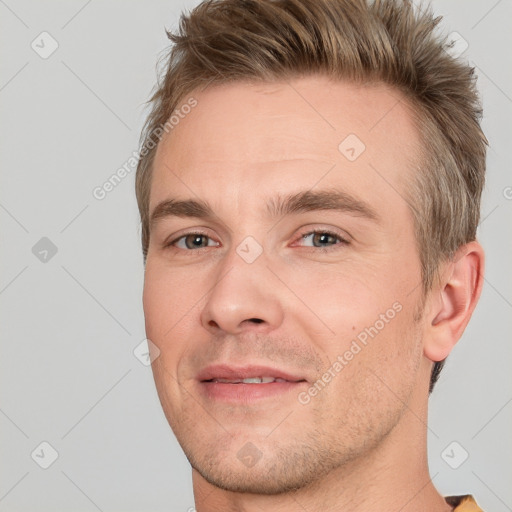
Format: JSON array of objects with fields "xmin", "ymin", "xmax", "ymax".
[{"xmin": 149, "ymin": 189, "xmax": 379, "ymax": 229}]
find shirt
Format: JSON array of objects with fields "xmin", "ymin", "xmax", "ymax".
[{"xmin": 445, "ymin": 495, "xmax": 483, "ymax": 511}]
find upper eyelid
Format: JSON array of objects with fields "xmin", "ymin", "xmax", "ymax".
[
  {"xmin": 294, "ymin": 229, "xmax": 349, "ymax": 246},
  {"xmin": 295, "ymin": 226, "xmax": 350, "ymax": 241},
  {"xmin": 165, "ymin": 229, "xmax": 217, "ymax": 246}
]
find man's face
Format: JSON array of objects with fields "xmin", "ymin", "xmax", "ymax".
[{"xmin": 144, "ymin": 76, "xmax": 428, "ymax": 493}]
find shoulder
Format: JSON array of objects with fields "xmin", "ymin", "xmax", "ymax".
[{"xmin": 445, "ymin": 495, "xmax": 484, "ymax": 511}]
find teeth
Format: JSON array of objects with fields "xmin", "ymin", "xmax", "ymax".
[
  {"xmin": 213, "ymin": 377, "xmax": 287, "ymax": 384},
  {"xmin": 242, "ymin": 377, "xmax": 266, "ymax": 383}
]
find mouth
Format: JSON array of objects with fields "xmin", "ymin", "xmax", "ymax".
[
  {"xmin": 197, "ymin": 364, "xmax": 308, "ymax": 402},
  {"xmin": 206, "ymin": 376, "xmax": 293, "ymax": 384}
]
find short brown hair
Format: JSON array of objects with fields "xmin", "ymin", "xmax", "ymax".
[{"xmin": 135, "ymin": 0, "xmax": 487, "ymax": 392}]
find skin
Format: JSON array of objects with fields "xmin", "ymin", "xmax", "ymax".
[{"xmin": 143, "ymin": 75, "xmax": 484, "ymax": 512}]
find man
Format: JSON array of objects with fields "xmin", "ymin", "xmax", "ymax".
[{"xmin": 135, "ymin": 0, "xmax": 487, "ymax": 510}]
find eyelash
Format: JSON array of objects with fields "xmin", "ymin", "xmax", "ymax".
[
  {"xmin": 296, "ymin": 229, "xmax": 350, "ymax": 252},
  {"xmin": 164, "ymin": 228, "xmax": 349, "ymax": 253}
]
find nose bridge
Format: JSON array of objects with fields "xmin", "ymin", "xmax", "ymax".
[{"xmin": 200, "ymin": 239, "xmax": 283, "ymax": 334}]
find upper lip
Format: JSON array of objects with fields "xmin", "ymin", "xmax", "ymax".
[{"xmin": 197, "ymin": 364, "xmax": 307, "ymax": 382}]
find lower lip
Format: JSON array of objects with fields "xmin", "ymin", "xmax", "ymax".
[{"xmin": 199, "ymin": 381, "xmax": 306, "ymax": 402}]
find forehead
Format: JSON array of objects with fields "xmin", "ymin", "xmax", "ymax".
[{"xmin": 150, "ymin": 76, "xmax": 421, "ymax": 218}]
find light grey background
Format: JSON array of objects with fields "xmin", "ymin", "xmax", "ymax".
[{"xmin": 1, "ymin": 1, "xmax": 511, "ymax": 510}]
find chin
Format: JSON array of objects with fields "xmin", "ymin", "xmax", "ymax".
[
  {"xmin": 191, "ymin": 459, "xmax": 317, "ymax": 495},
  {"xmin": 186, "ymin": 435, "xmax": 350, "ymax": 496}
]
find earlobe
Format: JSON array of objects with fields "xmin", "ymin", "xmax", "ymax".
[{"xmin": 424, "ymin": 241, "xmax": 485, "ymax": 362}]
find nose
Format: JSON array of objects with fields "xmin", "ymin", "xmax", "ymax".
[{"xmin": 200, "ymin": 246, "xmax": 284, "ymax": 336}]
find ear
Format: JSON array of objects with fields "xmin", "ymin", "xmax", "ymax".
[{"xmin": 423, "ymin": 241, "xmax": 485, "ymax": 363}]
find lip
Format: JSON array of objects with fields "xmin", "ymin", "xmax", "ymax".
[
  {"xmin": 196, "ymin": 364, "xmax": 308, "ymax": 403},
  {"xmin": 196, "ymin": 364, "xmax": 306, "ymax": 383}
]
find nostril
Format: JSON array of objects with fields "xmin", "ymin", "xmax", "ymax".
[{"xmin": 248, "ymin": 318, "xmax": 264, "ymax": 324}]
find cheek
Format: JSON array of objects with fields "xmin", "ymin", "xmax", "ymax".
[
  {"xmin": 142, "ymin": 260, "xmax": 202, "ymax": 367},
  {"xmin": 309, "ymin": 305, "xmax": 422, "ymax": 434},
  {"xmin": 285, "ymin": 263, "xmax": 420, "ymax": 386},
  {"xmin": 284, "ymin": 262, "xmax": 394, "ymax": 341},
  {"xmin": 143, "ymin": 262, "xmax": 200, "ymax": 420},
  {"xmin": 144, "ymin": 259, "xmax": 197, "ymax": 326}
]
